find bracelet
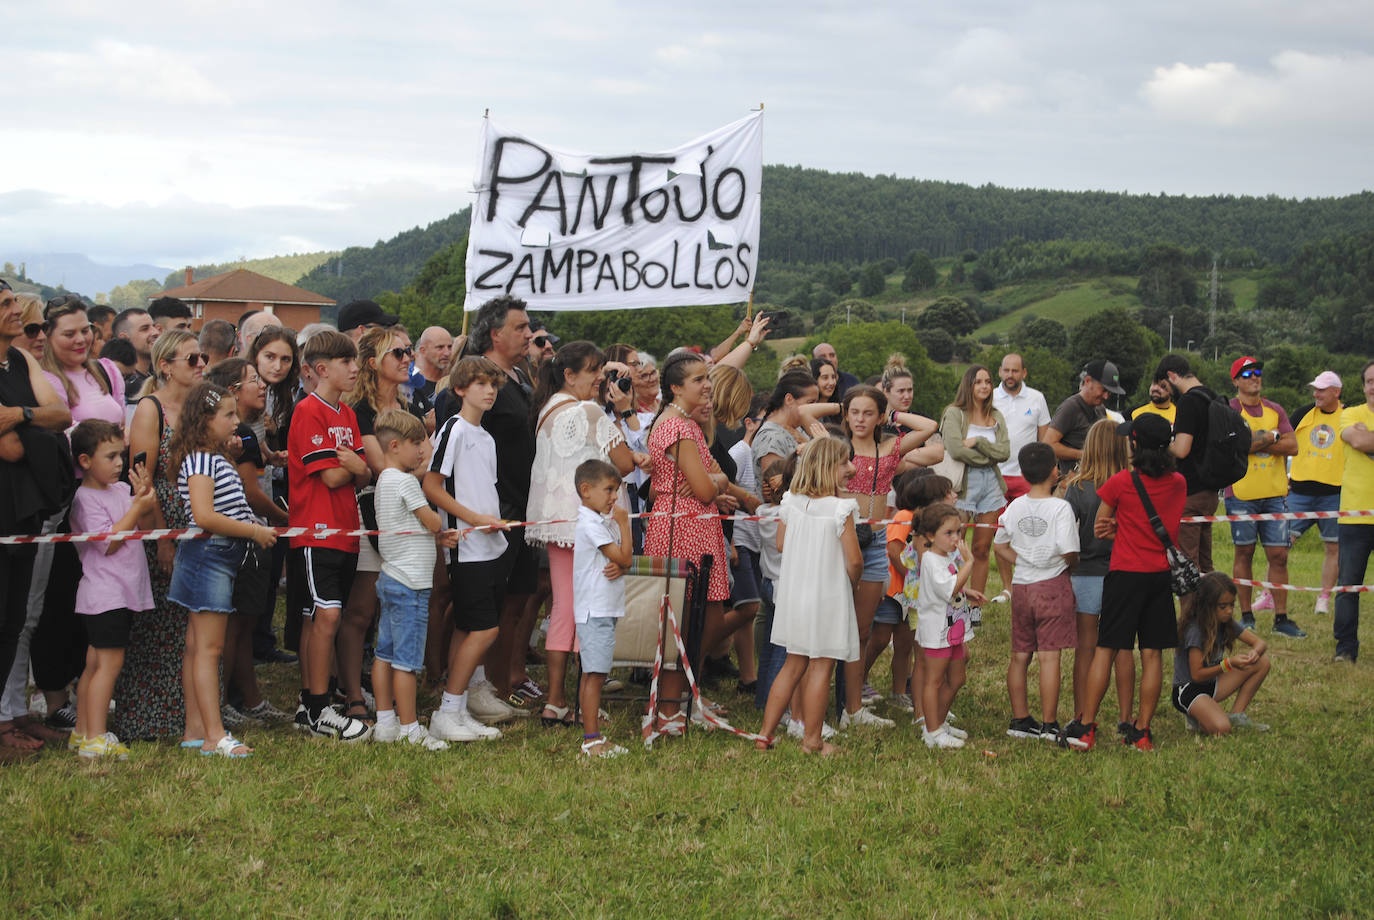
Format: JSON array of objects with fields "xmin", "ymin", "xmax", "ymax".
[{"xmin": 1221, "ymin": 657, "xmax": 1232, "ymax": 673}]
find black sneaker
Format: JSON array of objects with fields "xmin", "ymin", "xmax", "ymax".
[
  {"xmin": 1059, "ymin": 718, "xmax": 1094, "ymax": 750},
  {"xmin": 254, "ymin": 647, "xmax": 298, "ymax": 665},
  {"xmin": 1240, "ymin": 612, "xmax": 1256, "ymax": 630},
  {"xmin": 1121, "ymin": 723, "xmax": 1155, "ymax": 751},
  {"xmin": 1006, "ymin": 716, "xmax": 1043, "ymax": 739},
  {"xmin": 1039, "ymin": 720, "xmax": 1062, "ymax": 740},
  {"xmin": 1117, "ymin": 721, "xmax": 1132, "ymax": 737},
  {"xmin": 45, "ymin": 701, "xmax": 77, "ymax": 732},
  {"xmin": 306, "ymin": 706, "xmax": 372, "ymax": 743},
  {"xmin": 1273, "ymin": 616, "xmax": 1308, "ymax": 639}
]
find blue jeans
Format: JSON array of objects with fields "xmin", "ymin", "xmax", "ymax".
[
  {"xmin": 755, "ymin": 579, "xmax": 784, "ymax": 710},
  {"xmin": 1334, "ymin": 524, "xmax": 1374, "ymax": 660}
]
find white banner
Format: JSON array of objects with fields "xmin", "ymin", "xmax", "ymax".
[{"xmin": 464, "ymin": 111, "xmax": 762, "ymax": 311}]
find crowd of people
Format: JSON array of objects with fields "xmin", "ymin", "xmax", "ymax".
[{"xmin": 0, "ymin": 278, "xmax": 1370, "ymax": 761}]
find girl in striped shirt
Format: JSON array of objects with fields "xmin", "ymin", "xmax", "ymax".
[{"xmin": 166, "ymin": 382, "xmax": 277, "ymax": 759}]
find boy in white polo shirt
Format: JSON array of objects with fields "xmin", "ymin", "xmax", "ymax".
[
  {"xmin": 371, "ymin": 409, "xmax": 453, "ymax": 750},
  {"xmin": 573, "ymin": 459, "xmax": 633, "ymax": 758}
]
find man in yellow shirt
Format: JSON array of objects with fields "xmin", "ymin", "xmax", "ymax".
[
  {"xmin": 1131, "ymin": 379, "xmax": 1177, "ymax": 425},
  {"xmin": 1334, "ymin": 361, "xmax": 1374, "ymax": 662},
  {"xmin": 1288, "ymin": 371, "xmax": 1345, "ymax": 614},
  {"xmin": 1225, "ymin": 356, "xmax": 1302, "ymax": 637}
]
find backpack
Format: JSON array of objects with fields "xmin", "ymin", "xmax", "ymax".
[{"xmin": 1193, "ymin": 391, "xmax": 1251, "ymax": 491}]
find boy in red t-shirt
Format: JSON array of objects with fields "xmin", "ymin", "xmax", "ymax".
[
  {"xmin": 289, "ymin": 330, "xmax": 372, "ymax": 742},
  {"xmin": 1063, "ymin": 413, "xmax": 1185, "ymax": 752}
]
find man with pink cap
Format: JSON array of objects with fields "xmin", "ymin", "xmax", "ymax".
[{"xmin": 1288, "ymin": 371, "xmax": 1346, "ymax": 614}]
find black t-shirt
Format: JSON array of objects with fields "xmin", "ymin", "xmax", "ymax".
[
  {"xmin": 482, "ymin": 366, "xmax": 536, "ymax": 520},
  {"xmin": 235, "ymin": 422, "xmax": 264, "ymax": 471},
  {"xmin": 351, "ymin": 398, "xmax": 425, "ymax": 438},
  {"xmin": 1173, "ymin": 385, "xmax": 1216, "ymax": 496}
]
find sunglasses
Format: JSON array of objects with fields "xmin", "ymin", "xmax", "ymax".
[
  {"xmin": 1238, "ymin": 369, "xmax": 1262, "ymax": 379},
  {"xmin": 45, "ymin": 294, "xmax": 84, "ymax": 311},
  {"xmin": 172, "ymin": 352, "xmax": 209, "ymax": 367},
  {"xmin": 533, "ymin": 336, "xmax": 550, "ymax": 348},
  {"xmin": 23, "ymin": 323, "xmax": 44, "ymax": 339},
  {"xmin": 388, "ymin": 346, "xmax": 414, "ymax": 361},
  {"xmin": 228, "ymin": 374, "xmax": 262, "ymax": 393}
]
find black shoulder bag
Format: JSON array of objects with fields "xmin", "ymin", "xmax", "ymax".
[{"xmin": 1131, "ymin": 471, "xmax": 1200, "ymax": 596}]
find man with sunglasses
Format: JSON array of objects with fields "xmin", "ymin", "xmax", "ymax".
[
  {"xmin": 527, "ymin": 321, "xmax": 558, "ymax": 369},
  {"xmin": 1225, "ymin": 355, "xmax": 1304, "ymax": 637},
  {"xmin": 112, "ymin": 307, "xmax": 160, "ymax": 403}
]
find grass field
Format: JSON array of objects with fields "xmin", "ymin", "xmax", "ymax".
[
  {"xmin": 3, "ymin": 529, "xmax": 1372, "ymax": 918},
  {"xmin": 976, "ymin": 280, "xmax": 1142, "ymax": 338}
]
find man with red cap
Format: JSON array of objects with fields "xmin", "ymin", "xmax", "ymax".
[
  {"xmin": 1288, "ymin": 371, "xmax": 1346, "ymax": 614},
  {"xmin": 1226, "ymin": 356, "xmax": 1304, "ymax": 638}
]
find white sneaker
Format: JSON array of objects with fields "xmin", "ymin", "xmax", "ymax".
[
  {"xmin": 306, "ymin": 706, "xmax": 372, "ymax": 743},
  {"xmin": 1316, "ymin": 592, "xmax": 1331, "ymax": 615},
  {"xmin": 785, "ymin": 718, "xmax": 837, "ymax": 740},
  {"xmin": 940, "ymin": 722, "xmax": 968, "ymax": 740},
  {"xmin": 840, "ymin": 707, "xmax": 895, "ymax": 729},
  {"xmin": 988, "ymin": 589, "xmax": 1011, "ymax": 605},
  {"xmin": 468, "ymin": 682, "xmax": 521, "ymax": 724},
  {"xmin": 887, "ymin": 693, "xmax": 914, "ymax": 712},
  {"xmin": 429, "ymin": 709, "xmax": 482, "ymax": 742},
  {"xmin": 406, "ymin": 725, "xmax": 450, "ymax": 751},
  {"xmin": 923, "ymin": 726, "xmax": 965, "ymax": 749},
  {"xmin": 373, "ymin": 721, "xmax": 403, "ymax": 743},
  {"xmin": 457, "ymin": 709, "xmax": 502, "ymax": 740}
]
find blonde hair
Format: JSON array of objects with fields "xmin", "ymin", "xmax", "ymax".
[
  {"xmin": 17, "ymin": 293, "xmax": 43, "ymax": 327},
  {"xmin": 881, "ymin": 354, "xmax": 912, "ymax": 391},
  {"xmin": 709, "ymin": 363, "xmax": 753, "ymax": 429},
  {"xmin": 138, "ymin": 329, "xmax": 198, "ymax": 399},
  {"xmin": 777, "ymin": 354, "xmax": 809, "ymax": 379},
  {"xmin": 349, "ymin": 326, "xmax": 408, "ymax": 413},
  {"xmin": 374, "ymin": 407, "xmax": 425, "ymax": 448},
  {"xmin": 789, "ymin": 436, "xmax": 850, "ymax": 498},
  {"xmin": 1063, "ymin": 418, "xmax": 1130, "ymax": 491}
]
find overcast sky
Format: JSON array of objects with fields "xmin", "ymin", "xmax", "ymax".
[{"xmin": 3, "ymin": 0, "xmax": 1372, "ymax": 269}]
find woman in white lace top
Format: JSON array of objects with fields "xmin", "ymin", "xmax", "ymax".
[{"xmin": 526, "ymin": 341, "xmax": 638, "ymax": 724}]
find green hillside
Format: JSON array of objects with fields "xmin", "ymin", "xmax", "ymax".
[{"xmin": 163, "ymin": 252, "xmax": 338, "ymax": 290}]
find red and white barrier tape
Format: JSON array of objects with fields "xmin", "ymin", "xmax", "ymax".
[
  {"xmin": 5, "ymin": 508, "xmax": 1372, "ymax": 546},
  {"xmin": 1231, "ymin": 578, "xmax": 1371, "ymax": 594}
]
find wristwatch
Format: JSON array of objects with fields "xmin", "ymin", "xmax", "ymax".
[{"xmin": 20, "ymin": 406, "xmax": 33, "ymax": 424}]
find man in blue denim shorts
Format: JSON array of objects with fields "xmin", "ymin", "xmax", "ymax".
[
  {"xmin": 1225, "ymin": 356, "xmax": 1304, "ymax": 637},
  {"xmin": 1288, "ymin": 371, "xmax": 1346, "ymax": 615}
]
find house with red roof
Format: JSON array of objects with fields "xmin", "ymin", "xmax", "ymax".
[{"xmin": 153, "ymin": 268, "xmax": 336, "ymax": 332}]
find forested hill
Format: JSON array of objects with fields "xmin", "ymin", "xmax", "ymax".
[
  {"xmin": 296, "ymin": 209, "xmax": 471, "ymax": 303},
  {"xmin": 293, "ymin": 169, "xmax": 1374, "ymax": 303},
  {"xmin": 760, "ymin": 166, "xmax": 1374, "ymax": 265}
]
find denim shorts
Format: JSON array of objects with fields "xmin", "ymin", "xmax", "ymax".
[
  {"xmin": 957, "ymin": 466, "xmax": 1006, "ymax": 516},
  {"xmin": 1287, "ymin": 492, "xmax": 1339, "ymax": 543},
  {"xmin": 1071, "ymin": 574, "xmax": 1104, "ymax": 616},
  {"xmin": 576, "ymin": 615, "xmax": 619, "ymax": 674},
  {"xmin": 168, "ymin": 535, "xmax": 249, "ymax": 614},
  {"xmin": 874, "ymin": 596, "xmax": 904, "ymax": 626},
  {"xmin": 1226, "ymin": 495, "xmax": 1289, "ymax": 547},
  {"xmin": 861, "ymin": 534, "xmax": 889, "ymax": 584},
  {"xmin": 375, "ymin": 571, "xmax": 430, "ymax": 673}
]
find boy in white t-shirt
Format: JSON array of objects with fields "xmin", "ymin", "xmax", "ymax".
[
  {"xmin": 423, "ymin": 357, "xmax": 513, "ymax": 743},
  {"xmin": 993, "ymin": 441, "xmax": 1080, "ymax": 740},
  {"xmin": 573, "ymin": 459, "xmax": 633, "ymax": 758},
  {"xmin": 371, "ymin": 409, "xmax": 454, "ymax": 751}
]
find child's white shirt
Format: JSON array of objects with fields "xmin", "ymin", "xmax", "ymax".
[
  {"xmin": 376, "ymin": 468, "xmax": 436, "ymax": 590},
  {"xmin": 993, "ymin": 494, "xmax": 1080, "ymax": 584},
  {"xmin": 430, "ymin": 414, "xmax": 507, "ymax": 563},
  {"xmin": 915, "ymin": 548, "xmax": 973, "ymax": 650},
  {"xmin": 756, "ymin": 502, "xmax": 783, "ymax": 583},
  {"xmin": 573, "ymin": 505, "xmax": 625, "ymax": 624}
]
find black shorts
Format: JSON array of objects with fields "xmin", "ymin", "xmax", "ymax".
[
  {"xmin": 300, "ymin": 546, "xmax": 358, "ymax": 618},
  {"xmin": 85, "ymin": 607, "xmax": 134, "ymax": 649},
  {"xmin": 1097, "ymin": 570, "xmax": 1178, "ymax": 650},
  {"xmin": 450, "ymin": 557, "xmax": 510, "ymax": 632},
  {"xmin": 500, "ymin": 532, "xmax": 537, "ymax": 597},
  {"xmin": 231, "ymin": 543, "xmax": 272, "ymax": 617},
  {"xmin": 1172, "ymin": 679, "xmax": 1218, "ymax": 714}
]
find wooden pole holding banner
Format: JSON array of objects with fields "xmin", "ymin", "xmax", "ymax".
[
  {"xmin": 462, "ymin": 108, "xmax": 489, "ymax": 338},
  {"xmin": 746, "ymin": 292, "xmax": 753, "ymax": 319}
]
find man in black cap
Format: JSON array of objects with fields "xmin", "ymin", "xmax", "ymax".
[
  {"xmin": 337, "ymin": 299, "xmax": 399, "ymax": 343},
  {"xmin": 1045, "ymin": 359, "xmax": 1125, "ymax": 475}
]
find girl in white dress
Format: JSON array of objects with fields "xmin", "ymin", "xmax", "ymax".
[{"xmin": 757, "ymin": 437, "xmax": 862, "ymax": 755}]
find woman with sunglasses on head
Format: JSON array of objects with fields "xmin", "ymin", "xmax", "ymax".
[
  {"xmin": 113, "ymin": 329, "xmax": 205, "ymax": 742},
  {"xmin": 337, "ymin": 326, "xmax": 425, "ymax": 724},
  {"xmin": 526, "ymin": 341, "xmax": 637, "ymax": 725},
  {"xmin": 0, "ymin": 296, "xmax": 129, "ymax": 746},
  {"xmin": 14, "ymin": 295, "xmax": 46, "ymax": 361}
]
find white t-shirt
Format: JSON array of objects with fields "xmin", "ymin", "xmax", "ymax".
[
  {"xmin": 916, "ymin": 548, "xmax": 973, "ymax": 650},
  {"xmin": 376, "ymin": 468, "xmax": 436, "ymax": 590},
  {"xmin": 756, "ymin": 503, "xmax": 783, "ymax": 583},
  {"xmin": 728, "ymin": 438, "xmax": 760, "ymax": 552},
  {"xmin": 430, "ymin": 414, "xmax": 508, "ymax": 563},
  {"xmin": 993, "ymin": 383, "xmax": 1051, "ymax": 477},
  {"xmin": 573, "ymin": 504, "xmax": 625, "ymax": 623},
  {"xmin": 993, "ymin": 494, "xmax": 1079, "ymax": 584}
]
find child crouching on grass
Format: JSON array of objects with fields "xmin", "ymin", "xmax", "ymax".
[
  {"xmin": 1173, "ymin": 572, "xmax": 1271, "ymax": 735},
  {"xmin": 993, "ymin": 442, "xmax": 1079, "ymax": 741},
  {"xmin": 371, "ymin": 409, "xmax": 456, "ymax": 751},
  {"xmin": 916, "ymin": 502, "xmax": 984, "ymax": 750},
  {"xmin": 69, "ymin": 420, "xmax": 157, "ymax": 760},
  {"xmin": 573, "ymin": 459, "xmax": 633, "ymax": 758}
]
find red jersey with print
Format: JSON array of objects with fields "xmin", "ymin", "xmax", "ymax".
[
  {"xmin": 1097, "ymin": 469, "xmax": 1186, "ymax": 573},
  {"xmin": 289, "ymin": 392, "xmax": 365, "ymax": 552}
]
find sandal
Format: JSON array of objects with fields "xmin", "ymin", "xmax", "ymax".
[
  {"xmin": 0, "ymin": 723, "xmax": 43, "ymax": 751},
  {"xmin": 201, "ymin": 734, "xmax": 252, "ymax": 759},
  {"xmin": 579, "ymin": 736, "xmax": 627, "ymax": 758},
  {"xmin": 345, "ymin": 701, "xmax": 374, "ymax": 724},
  {"xmin": 540, "ymin": 704, "xmax": 574, "ymax": 727},
  {"xmin": 179, "ymin": 739, "xmax": 205, "ymax": 750},
  {"xmin": 640, "ymin": 710, "xmax": 686, "ymax": 739}
]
